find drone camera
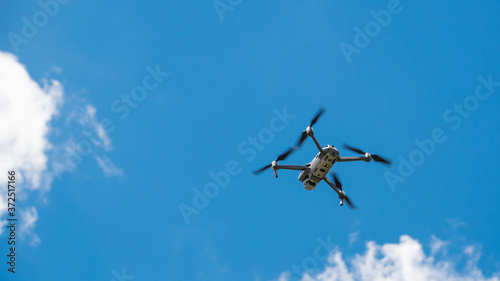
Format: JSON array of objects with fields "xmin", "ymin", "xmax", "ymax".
[{"xmin": 304, "ymin": 179, "xmax": 317, "ymax": 190}]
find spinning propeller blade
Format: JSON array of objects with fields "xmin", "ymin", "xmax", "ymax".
[
  {"xmin": 342, "ymin": 144, "xmax": 365, "ymax": 155},
  {"xmin": 371, "ymin": 154, "xmax": 392, "ymax": 166},
  {"xmin": 344, "ymin": 196, "xmax": 356, "ymax": 209},
  {"xmin": 295, "ymin": 108, "xmax": 325, "ymax": 148},
  {"xmin": 330, "ymin": 172, "xmax": 342, "ymax": 191},
  {"xmin": 252, "ymin": 147, "xmax": 296, "ymax": 175},
  {"xmin": 342, "ymin": 143, "xmax": 392, "ymax": 166},
  {"xmin": 296, "ymin": 131, "xmax": 308, "ymax": 148},
  {"xmin": 310, "ymin": 107, "xmax": 325, "ymax": 127},
  {"xmin": 276, "ymin": 148, "xmax": 294, "ymax": 161},
  {"xmin": 252, "ymin": 164, "xmax": 272, "ymax": 175},
  {"xmin": 329, "ymin": 171, "xmax": 355, "ymax": 208}
]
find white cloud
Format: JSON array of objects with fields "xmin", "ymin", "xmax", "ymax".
[
  {"xmin": 0, "ymin": 51, "xmax": 62, "ymax": 191},
  {"xmin": 0, "ymin": 51, "xmax": 120, "ymax": 242},
  {"xmin": 279, "ymin": 235, "xmax": 500, "ymax": 281},
  {"xmin": 0, "ymin": 51, "xmax": 62, "ymax": 239}
]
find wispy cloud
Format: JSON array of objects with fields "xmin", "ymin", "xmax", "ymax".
[
  {"xmin": 348, "ymin": 231, "xmax": 360, "ymax": 246},
  {"xmin": 76, "ymin": 105, "xmax": 112, "ymax": 150},
  {"xmin": 278, "ymin": 235, "xmax": 500, "ymax": 281},
  {"xmin": 95, "ymin": 155, "xmax": 123, "ymax": 177},
  {"xmin": 447, "ymin": 218, "xmax": 466, "ymax": 229},
  {"xmin": 430, "ymin": 235, "xmax": 449, "ymax": 256},
  {"xmin": 20, "ymin": 206, "xmax": 40, "ymax": 246}
]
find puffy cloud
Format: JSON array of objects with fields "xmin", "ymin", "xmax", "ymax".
[
  {"xmin": 279, "ymin": 235, "xmax": 500, "ymax": 281},
  {"xmin": 0, "ymin": 51, "xmax": 63, "ymax": 242},
  {"xmin": 0, "ymin": 51, "xmax": 62, "ymax": 191},
  {"xmin": 0, "ymin": 51, "xmax": 119, "ymax": 244}
]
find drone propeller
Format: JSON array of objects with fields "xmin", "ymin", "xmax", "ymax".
[
  {"xmin": 276, "ymin": 147, "xmax": 294, "ymax": 161},
  {"xmin": 329, "ymin": 172, "xmax": 356, "ymax": 209},
  {"xmin": 330, "ymin": 172, "xmax": 342, "ymax": 191},
  {"xmin": 310, "ymin": 107, "xmax": 325, "ymax": 127},
  {"xmin": 253, "ymin": 163, "xmax": 272, "ymax": 175},
  {"xmin": 296, "ymin": 108, "xmax": 325, "ymax": 148},
  {"xmin": 252, "ymin": 147, "xmax": 295, "ymax": 175},
  {"xmin": 326, "ymin": 172, "xmax": 355, "ymax": 208},
  {"xmin": 342, "ymin": 143, "xmax": 392, "ymax": 166},
  {"xmin": 343, "ymin": 196, "xmax": 356, "ymax": 209}
]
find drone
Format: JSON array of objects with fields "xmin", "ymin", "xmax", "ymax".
[{"xmin": 253, "ymin": 108, "xmax": 391, "ymax": 209}]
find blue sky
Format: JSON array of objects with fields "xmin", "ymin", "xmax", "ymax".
[{"xmin": 1, "ymin": 0, "xmax": 500, "ymax": 280}]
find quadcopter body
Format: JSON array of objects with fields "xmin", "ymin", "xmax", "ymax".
[
  {"xmin": 253, "ymin": 109, "xmax": 391, "ymax": 208},
  {"xmin": 296, "ymin": 144, "xmax": 339, "ymax": 191}
]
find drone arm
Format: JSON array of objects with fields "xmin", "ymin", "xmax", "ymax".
[
  {"xmin": 337, "ymin": 155, "xmax": 371, "ymax": 163},
  {"xmin": 310, "ymin": 135, "xmax": 325, "ymax": 154},
  {"xmin": 324, "ymin": 176, "xmax": 348, "ymax": 207},
  {"xmin": 272, "ymin": 164, "xmax": 307, "ymax": 178},
  {"xmin": 307, "ymin": 127, "xmax": 324, "ymax": 154},
  {"xmin": 323, "ymin": 176, "xmax": 341, "ymax": 196},
  {"xmin": 274, "ymin": 165, "xmax": 307, "ymax": 171}
]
